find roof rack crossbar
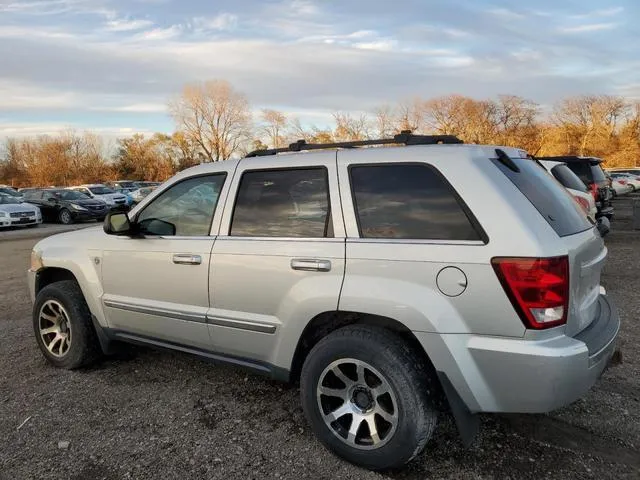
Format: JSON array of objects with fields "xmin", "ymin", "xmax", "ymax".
[{"xmin": 245, "ymin": 130, "xmax": 463, "ymax": 157}]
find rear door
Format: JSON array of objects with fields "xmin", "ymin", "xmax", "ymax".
[{"xmin": 208, "ymin": 152, "xmax": 345, "ymax": 366}]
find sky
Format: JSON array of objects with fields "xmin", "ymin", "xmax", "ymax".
[{"xmin": 0, "ymin": 0, "xmax": 638, "ymax": 139}]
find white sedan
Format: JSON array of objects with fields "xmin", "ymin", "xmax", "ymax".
[
  {"xmin": 610, "ymin": 173, "xmax": 640, "ymax": 191},
  {"xmin": 0, "ymin": 193, "xmax": 43, "ymax": 228}
]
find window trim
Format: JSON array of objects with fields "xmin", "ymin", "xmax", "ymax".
[
  {"xmin": 228, "ymin": 165, "xmax": 333, "ymax": 239},
  {"xmin": 347, "ymin": 162, "xmax": 488, "ymax": 244},
  {"xmin": 133, "ymin": 172, "xmax": 227, "ymax": 238}
]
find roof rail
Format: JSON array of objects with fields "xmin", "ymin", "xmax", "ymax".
[{"xmin": 245, "ymin": 130, "xmax": 463, "ymax": 158}]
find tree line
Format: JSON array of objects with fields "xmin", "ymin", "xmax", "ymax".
[{"xmin": 1, "ymin": 79, "xmax": 639, "ymax": 187}]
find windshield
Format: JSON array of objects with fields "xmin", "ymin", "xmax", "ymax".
[
  {"xmin": 53, "ymin": 190, "xmax": 89, "ymax": 200},
  {"xmin": 0, "ymin": 188, "xmax": 21, "ymax": 197},
  {"xmin": 89, "ymin": 186, "xmax": 115, "ymax": 195},
  {"xmin": 117, "ymin": 182, "xmax": 138, "ymax": 189},
  {"xmin": 0, "ymin": 194, "xmax": 21, "ymax": 205}
]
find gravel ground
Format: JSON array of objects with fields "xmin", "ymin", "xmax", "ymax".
[{"xmin": 1, "ymin": 196, "xmax": 639, "ymax": 480}]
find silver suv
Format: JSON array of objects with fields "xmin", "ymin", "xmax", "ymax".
[{"xmin": 28, "ymin": 133, "xmax": 619, "ymax": 470}]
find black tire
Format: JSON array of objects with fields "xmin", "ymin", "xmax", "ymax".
[
  {"xmin": 33, "ymin": 280, "xmax": 102, "ymax": 369},
  {"xmin": 300, "ymin": 325, "xmax": 438, "ymax": 470},
  {"xmin": 58, "ymin": 208, "xmax": 73, "ymax": 225}
]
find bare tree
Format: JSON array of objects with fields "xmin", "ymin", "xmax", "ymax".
[
  {"xmin": 553, "ymin": 95, "xmax": 627, "ymax": 156},
  {"xmin": 169, "ymin": 80, "xmax": 252, "ymax": 161},
  {"xmin": 332, "ymin": 112, "xmax": 371, "ymax": 141},
  {"xmin": 373, "ymin": 105, "xmax": 397, "ymax": 138},
  {"xmin": 260, "ymin": 109, "xmax": 288, "ymax": 148}
]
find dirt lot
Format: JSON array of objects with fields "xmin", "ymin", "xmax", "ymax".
[{"xmin": 1, "ymin": 197, "xmax": 639, "ymax": 480}]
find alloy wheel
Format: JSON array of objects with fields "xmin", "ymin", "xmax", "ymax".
[
  {"xmin": 38, "ymin": 300, "xmax": 72, "ymax": 357},
  {"xmin": 316, "ymin": 358, "xmax": 398, "ymax": 450}
]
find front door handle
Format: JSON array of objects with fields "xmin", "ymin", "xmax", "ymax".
[
  {"xmin": 291, "ymin": 258, "xmax": 332, "ymax": 272},
  {"xmin": 172, "ymin": 254, "xmax": 202, "ymax": 265}
]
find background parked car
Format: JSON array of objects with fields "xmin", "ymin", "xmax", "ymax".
[
  {"xmin": 610, "ymin": 177, "xmax": 635, "ymax": 197},
  {"xmin": 129, "ymin": 186, "xmax": 157, "ymax": 205},
  {"xmin": 538, "ymin": 156, "xmax": 613, "ymax": 219},
  {"xmin": 539, "ymin": 160, "xmax": 597, "ymax": 222},
  {"xmin": 0, "ymin": 192, "xmax": 42, "ymax": 228},
  {"xmin": 69, "ymin": 184, "xmax": 128, "ymax": 210},
  {"xmin": 0, "ymin": 186, "xmax": 24, "ymax": 200},
  {"xmin": 24, "ymin": 189, "xmax": 109, "ymax": 224},
  {"xmin": 609, "ymin": 172, "xmax": 640, "ymax": 191}
]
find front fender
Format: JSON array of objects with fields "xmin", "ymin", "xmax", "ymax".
[{"xmin": 36, "ymin": 246, "xmax": 107, "ymax": 328}]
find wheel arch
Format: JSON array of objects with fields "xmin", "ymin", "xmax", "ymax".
[{"xmin": 288, "ymin": 311, "xmax": 438, "ymax": 388}]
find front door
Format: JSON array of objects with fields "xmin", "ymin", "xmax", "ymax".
[
  {"xmin": 208, "ymin": 153, "xmax": 346, "ymax": 369},
  {"xmin": 101, "ymin": 172, "xmax": 229, "ymax": 350}
]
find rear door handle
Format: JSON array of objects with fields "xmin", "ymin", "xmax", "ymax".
[
  {"xmin": 291, "ymin": 259, "xmax": 332, "ymax": 272},
  {"xmin": 172, "ymin": 254, "xmax": 202, "ymax": 265}
]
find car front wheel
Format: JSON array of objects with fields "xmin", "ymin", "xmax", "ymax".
[
  {"xmin": 58, "ymin": 208, "xmax": 73, "ymax": 224},
  {"xmin": 300, "ymin": 325, "xmax": 439, "ymax": 470},
  {"xmin": 33, "ymin": 280, "xmax": 102, "ymax": 369}
]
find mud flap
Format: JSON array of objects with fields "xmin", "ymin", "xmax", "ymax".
[
  {"xmin": 437, "ymin": 371, "xmax": 480, "ymax": 447},
  {"xmin": 91, "ymin": 314, "xmax": 116, "ymax": 355}
]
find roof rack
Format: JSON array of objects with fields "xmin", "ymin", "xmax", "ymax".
[{"xmin": 245, "ymin": 130, "xmax": 463, "ymax": 158}]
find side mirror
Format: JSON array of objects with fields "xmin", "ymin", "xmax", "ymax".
[{"xmin": 104, "ymin": 212, "xmax": 132, "ymax": 236}]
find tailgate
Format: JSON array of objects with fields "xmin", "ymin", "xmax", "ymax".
[{"xmin": 562, "ymin": 227, "xmax": 607, "ymax": 336}]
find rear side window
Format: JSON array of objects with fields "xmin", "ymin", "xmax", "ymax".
[
  {"xmin": 349, "ymin": 164, "xmax": 482, "ymax": 241},
  {"xmin": 550, "ymin": 164, "xmax": 588, "ymax": 192},
  {"xmin": 230, "ymin": 168, "xmax": 331, "ymax": 238},
  {"xmin": 492, "ymin": 158, "xmax": 592, "ymax": 237}
]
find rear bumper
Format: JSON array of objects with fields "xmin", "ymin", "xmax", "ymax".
[
  {"xmin": 416, "ymin": 294, "xmax": 619, "ymax": 413},
  {"xmin": 596, "ymin": 205, "xmax": 614, "ymax": 219}
]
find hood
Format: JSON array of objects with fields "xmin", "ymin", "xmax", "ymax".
[
  {"xmin": 95, "ymin": 193, "xmax": 126, "ymax": 201},
  {"xmin": 68, "ymin": 198, "xmax": 107, "ymax": 207},
  {"xmin": 0, "ymin": 202, "xmax": 39, "ymax": 214},
  {"xmin": 34, "ymin": 225, "xmax": 104, "ymax": 252}
]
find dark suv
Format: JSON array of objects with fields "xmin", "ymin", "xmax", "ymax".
[
  {"xmin": 25, "ymin": 189, "xmax": 109, "ymax": 224},
  {"xmin": 538, "ymin": 156, "xmax": 613, "ymax": 220}
]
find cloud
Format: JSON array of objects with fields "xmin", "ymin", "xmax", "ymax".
[
  {"xmin": 487, "ymin": 8, "xmax": 525, "ymax": 19},
  {"xmin": 135, "ymin": 25, "xmax": 182, "ymax": 40},
  {"xmin": 571, "ymin": 7, "xmax": 624, "ymax": 19},
  {"xmin": 104, "ymin": 18, "xmax": 154, "ymax": 32},
  {"xmin": 192, "ymin": 13, "xmax": 238, "ymax": 32},
  {"xmin": 97, "ymin": 103, "xmax": 167, "ymax": 113},
  {"xmin": 559, "ymin": 23, "xmax": 618, "ymax": 33}
]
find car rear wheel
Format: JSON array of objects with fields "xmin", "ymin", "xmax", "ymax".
[
  {"xmin": 300, "ymin": 325, "xmax": 438, "ymax": 470},
  {"xmin": 58, "ymin": 208, "xmax": 73, "ymax": 224},
  {"xmin": 33, "ymin": 280, "xmax": 102, "ymax": 369}
]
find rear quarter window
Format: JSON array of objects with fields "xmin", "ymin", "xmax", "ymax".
[
  {"xmin": 349, "ymin": 163, "xmax": 484, "ymax": 241},
  {"xmin": 492, "ymin": 157, "xmax": 593, "ymax": 237}
]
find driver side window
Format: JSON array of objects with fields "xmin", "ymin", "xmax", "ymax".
[{"xmin": 136, "ymin": 174, "xmax": 226, "ymax": 236}]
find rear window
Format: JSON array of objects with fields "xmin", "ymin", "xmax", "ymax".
[
  {"xmin": 590, "ymin": 164, "xmax": 606, "ymax": 183},
  {"xmin": 550, "ymin": 164, "xmax": 588, "ymax": 192},
  {"xmin": 492, "ymin": 157, "xmax": 592, "ymax": 237}
]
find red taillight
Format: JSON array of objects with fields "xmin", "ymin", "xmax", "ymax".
[
  {"xmin": 491, "ymin": 256, "xmax": 569, "ymax": 329},
  {"xmin": 618, "ymin": 179, "xmax": 627, "ymax": 185},
  {"xmin": 589, "ymin": 183, "xmax": 598, "ymax": 200},
  {"xmin": 572, "ymin": 195, "xmax": 590, "ymax": 213}
]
